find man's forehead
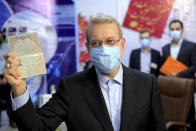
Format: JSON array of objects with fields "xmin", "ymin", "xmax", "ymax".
[
  {"xmin": 170, "ymin": 22, "xmax": 181, "ymax": 27},
  {"xmin": 90, "ymin": 22, "xmax": 118, "ymax": 29},
  {"xmin": 89, "ymin": 23, "xmax": 119, "ymax": 39},
  {"xmin": 140, "ymin": 32, "xmax": 150, "ymax": 37}
]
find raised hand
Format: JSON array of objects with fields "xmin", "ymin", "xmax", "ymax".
[{"xmin": 3, "ymin": 53, "xmax": 27, "ymax": 97}]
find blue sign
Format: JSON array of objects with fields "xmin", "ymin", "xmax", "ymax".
[{"xmin": 0, "ymin": 0, "xmax": 77, "ymax": 102}]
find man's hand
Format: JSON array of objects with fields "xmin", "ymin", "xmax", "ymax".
[
  {"xmin": 3, "ymin": 53, "xmax": 26, "ymax": 97},
  {"xmin": 167, "ymin": 72, "xmax": 177, "ymax": 77}
]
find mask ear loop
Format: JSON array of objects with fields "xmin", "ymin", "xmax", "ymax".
[
  {"xmin": 119, "ymin": 39, "xmax": 122, "ymax": 58},
  {"xmin": 118, "ymin": 39, "xmax": 122, "ymax": 47}
]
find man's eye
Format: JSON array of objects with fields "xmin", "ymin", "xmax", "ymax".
[
  {"xmin": 176, "ymin": 28, "xmax": 181, "ymax": 30},
  {"xmin": 91, "ymin": 41, "xmax": 99, "ymax": 46},
  {"xmin": 106, "ymin": 39, "xmax": 114, "ymax": 44}
]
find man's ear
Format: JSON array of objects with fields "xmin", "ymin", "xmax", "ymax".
[
  {"xmin": 85, "ymin": 42, "xmax": 90, "ymax": 52},
  {"xmin": 119, "ymin": 37, "xmax": 126, "ymax": 58},
  {"xmin": 182, "ymin": 28, "xmax": 184, "ymax": 33},
  {"xmin": 121, "ymin": 37, "xmax": 126, "ymax": 52}
]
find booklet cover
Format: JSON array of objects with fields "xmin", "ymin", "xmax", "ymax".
[{"xmin": 8, "ymin": 32, "xmax": 46, "ymax": 78}]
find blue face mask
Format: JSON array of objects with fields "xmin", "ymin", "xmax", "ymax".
[
  {"xmin": 90, "ymin": 45, "xmax": 120, "ymax": 73},
  {"xmin": 141, "ymin": 38, "xmax": 150, "ymax": 48},
  {"xmin": 170, "ymin": 30, "xmax": 181, "ymax": 40}
]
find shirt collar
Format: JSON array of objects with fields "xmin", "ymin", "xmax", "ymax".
[
  {"xmin": 95, "ymin": 64, "xmax": 123, "ymax": 85},
  {"xmin": 141, "ymin": 48, "xmax": 151, "ymax": 53},
  {"xmin": 171, "ymin": 38, "xmax": 183, "ymax": 47}
]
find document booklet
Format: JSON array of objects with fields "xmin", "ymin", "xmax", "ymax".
[{"xmin": 8, "ymin": 32, "xmax": 46, "ymax": 78}]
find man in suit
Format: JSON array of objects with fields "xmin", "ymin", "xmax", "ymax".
[
  {"xmin": 3, "ymin": 15, "xmax": 166, "ymax": 131},
  {"xmin": 129, "ymin": 31, "xmax": 161, "ymax": 76},
  {"xmin": 161, "ymin": 20, "xmax": 196, "ymax": 78},
  {"xmin": 161, "ymin": 19, "xmax": 196, "ymax": 130}
]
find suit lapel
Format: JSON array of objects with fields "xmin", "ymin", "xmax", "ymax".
[
  {"xmin": 136, "ymin": 49, "xmax": 141, "ymax": 70},
  {"xmin": 150, "ymin": 49, "xmax": 154, "ymax": 73},
  {"xmin": 150, "ymin": 49, "xmax": 154, "ymax": 62},
  {"xmin": 120, "ymin": 65, "xmax": 138, "ymax": 131},
  {"xmin": 177, "ymin": 40, "xmax": 185, "ymax": 61},
  {"xmin": 166, "ymin": 44, "xmax": 170, "ymax": 57},
  {"xmin": 82, "ymin": 67, "xmax": 114, "ymax": 131}
]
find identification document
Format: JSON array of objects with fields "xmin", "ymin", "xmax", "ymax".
[{"xmin": 8, "ymin": 32, "xmax": 46, "ymax": 78}]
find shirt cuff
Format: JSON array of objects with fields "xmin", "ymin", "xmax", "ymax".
[{"xmin": 11, "ymin": 87, "xmax": 30, "ymax": 111}]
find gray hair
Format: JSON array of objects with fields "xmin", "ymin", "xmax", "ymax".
[{"xmin": 85, "ymin": 15, "xmax": 123, "ymax": 42}]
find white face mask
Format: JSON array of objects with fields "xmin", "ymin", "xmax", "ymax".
[
  {"xmin": 170, "ymin": 30, "xmax": 181, "ymax": 40},
  {"xmin": 90, "ymin": 45, "xmax": 120, "ymax": 73},
  {"xmin": 140, "ymin": 39, "xmax": 150, "ymax": 48}
]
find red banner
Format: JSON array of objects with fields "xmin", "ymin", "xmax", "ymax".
[{"xmin": 123, "ymin": 0, "xmax": 174, "ymax": 38}]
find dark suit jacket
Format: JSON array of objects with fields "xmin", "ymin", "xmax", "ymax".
[
  {"xmin": 161, "ymin": 39, "xmax": 196, "ymax": 78},
  {"xmin": 129, "ymin": 48, "xmax": 161, "ymax": 76},
  {"xmin": 10, "ymin": 65, "xmax": 166, "ymax": 131}
]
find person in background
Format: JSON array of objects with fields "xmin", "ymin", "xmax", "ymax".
[
  {"xmin": 129, "ymin": 31, "xmax": 161, "ymax": 76},
  {"xmin": 0, "ymin": 31, "xmax": 15, "ymax": 128},
  {"xmin": 3, "ymin": 15, "xmax": 165, "ymax": 131},
  {"xmin": 0, "ymin": 31, "xmax": 7, "ymax": 78},
  {"xmin": 161, "ymin": 19, "xmax": 196, "ymax": 131},
  {"xmin": 0, "ymin": 31, "xmax": 8, "ymax": 126},
  {"xmin": 161, "ymin": 20, "xmax": 196, "ymax": 78}
]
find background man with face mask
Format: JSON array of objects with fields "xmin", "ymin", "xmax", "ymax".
[
  {"xmin": 129, "ymin": 31, "xmax": 161, "ymax": 77},
  {"xmin": 161, "ymin": 19, "xmax": 196, "ymax": 78},
  {"xmin": 3, "ymin": 15, "xmax": 166, "ymax": 131},
  {"xmin": 161, "ymin": 19, "xmax": 196, "ymax": 131}
]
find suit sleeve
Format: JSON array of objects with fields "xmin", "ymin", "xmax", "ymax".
[
  {"xmin": 155, "ymin": 51, "xmax": 161, "ymax": 77},
  {"xmin": 150, "ymin": 76, "xmax": 166, "ymax": 131},
  {"xmin": 159, "ymin": 47, "xmax": 168, "ymax": 76},
  {"xmin": 157, "ymin": 52, "xmax": 161, "ymax": 71},
  {"xmin": 160, "ymin": 47, "xmax": 167, "ymax": 67},
  {"xmin": 177, "ymin": 45, "xmax": 196, "ymax": 78},
  {"xmin": 11, "ymin": 78, "xmax": 69, "ymax": 131}
]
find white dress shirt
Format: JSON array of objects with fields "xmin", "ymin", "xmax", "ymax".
[
  {"xmin": 140, "ymin": 49, "xmax": 151, "ymax": 73},
  {"xmin": 96, "ymin": 64, "xmax": 123, "ymax": 131},
  {"xmin": 11, "ymin": 87, "xmax": 29, "ymax": 111},
  {"xmin": 170, "ymin": 38, "xmax": 183, "ymax": 60}
]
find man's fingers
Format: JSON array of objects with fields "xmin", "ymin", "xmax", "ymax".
[
  {"xmin": 4, "ymin": 53, "xmax": 21, "ymax": 69},
  {"xmin": 3, "ymin": 52, "xmax": 16, "ymax": 60},
  {"xmin": 7, "ymin": 68, "xmax": 20, "ymax": 79},
  {"xmin": 3, "ymin": 52, "xmax": 22, "ymax": 83},
  {"xmin": 3, "ymin": 53, "xmax": 26, "ymax": 94},
  {"xmin": 6, "ymin": 57, "xmax": 21, "ymax": 66},
  {"xmin": 3, "ymin": 63, "xmax": 21, "ymax": 79}
]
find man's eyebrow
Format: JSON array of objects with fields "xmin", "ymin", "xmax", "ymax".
[
  {"xmin": 105, "ymin": 36, "xmax": 117, "ymax": 39},
  {"xmin": 90, "ymin": 36, "xmax": 117, "ymax": 41}
]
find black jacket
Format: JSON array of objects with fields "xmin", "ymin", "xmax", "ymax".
[
  {"xmin": 10, "ymin": 65, "xmax": 166, "ymax": 131},
  {"xmin": 129, "ymin": 48, "xmax": 161, "ymax": 76},
  {"xmin": 161, "ymin": 39, "xmax": 196, "ymax": 78}
]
